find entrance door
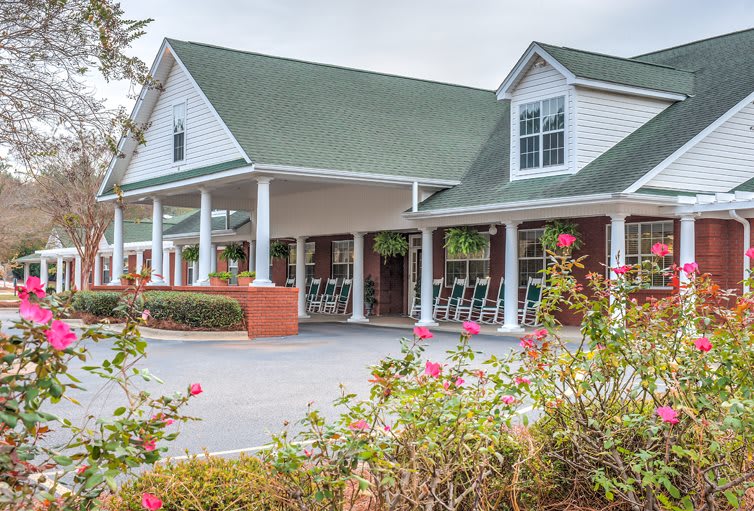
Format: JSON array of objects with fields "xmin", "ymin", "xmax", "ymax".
[{"xmin": 408, "ymin": 234, "xmax": 422, "ymax": 312}]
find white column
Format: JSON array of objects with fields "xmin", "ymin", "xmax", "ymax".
[
  {"xmin": 609, "ymin": 214, "xmax": 627, "ymax": 280},
  {"xmin": 55, "ymin": 256, "xmax": 64, "ymax": 293},
  {"xmin": 162, "ymin": 248, "xmax": 171, "ymax": 286},
  {"xmin": 253, "ymin": 177, "xmax": 273, "ymax": 286},
  {"xmin": 499, "ymin": 222, "xmax": 524, "ymax": 333},
  {"xmin": 679, "ymin": 215, "xmax": 696, "ymax": 284},
  {"xmin": 416, "ymin": 227, "xmax": 438, "ymax": 327},
  {"xmin": 196, "ymin": 188, "xmax": 212, "ymax": 286},
  {"xmin": 23, "ymin": 264, "xmax": 30, "ymax": 283},
  {"xmin": 348, "ymin": 232, "xmax": 368, "ymax": 323},
  {"xmin": 40, "ymin": 259, "xmax": 49, "ymax": 286},
  {"xmin": 135, "ymin": 251, "xmax": 144, "ymax": 273},
  {"xmin": 150, "ymin": 196, "xmax": 165, "ymax": 285},
  {"xmin": 296, "ymin": 236, "xmax": 310, "ymax": 318},
  {"xmin": 210, "ymin": 244, "xmax": 217, "ymax": 273},
  {"xmin": 174, "ymin": 247, "xmax": 183, "ymax": 286},
  {"xmin": 74, "ymin": 256, "xmax": 82, "ymax": 290},
  {"xmin": 94, "ymin": 255, "xmax": 102, "ymax": 286},
  {"xmin": 109, "ymin": 202, "xmax": 124, "ymax": 285}
]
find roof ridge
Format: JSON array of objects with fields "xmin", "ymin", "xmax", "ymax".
[
  {"xmin": 632, "ymin": 26, "xmax": 754, "ymax": 58},
  {"xmin": 166, "ymin": 38, "xmax": 496, "ymax": 94},
  {"xmin": 535, "ymin": 41, "xmax": 691, "ymax": 72}
]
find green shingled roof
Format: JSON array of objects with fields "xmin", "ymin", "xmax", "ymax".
[
  {"xmin": 167, "ymin": 38, "xmax": 503, "ymax": 182},
  {"xmin": 419, "ymin": 28, "xmax": 754, "ymax": 211},
  {"xmin": 163, "ymin": 210, "xmax": 250, "ymax": 237},
  {"xmin": 107, "ymin": 159, "xmax": 249, "ymax": 195},
  {"xmin": 103, "ymin": 221, "xmax": 155, "ymax": 245},
  {"xmin": 536, "ymin": 43, "xmax": 695, "ymax": 96}
]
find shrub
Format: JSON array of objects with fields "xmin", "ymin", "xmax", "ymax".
[
  {"xmin": 443, "ymin": 227, "xmax": 489, "ymax": 256},
  {"xmin": 108, "ymin": 454, "xmax": 286, "ymax": 511},
  {"xmin": 143, "ymin": 291, "xmax": 243, "ymax": 329},
  {"xmin": 208, "ymin": 271, "xmax": 232, "ymax": 280},
  {"xmin": 238, "ymin": 270, "xmax": 256, "ymax": 278},
  {"xmin": 72, "ymin": 290, "xmax": 123, "ymax": 318}
]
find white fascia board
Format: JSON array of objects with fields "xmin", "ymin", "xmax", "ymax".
[
  {"xmin": 254, "ymin": 163, "xmax": 460, "ymax": 188},
  {"xmin": 671, "ymin": 198, "xmax": 754, "ymax": 214},
  {"xmin": 569, "ymin": 78, "xmax": 687, "ymax": 102},
  {"xmin": 405, "ymin": 192, "xmax": 677, "ymax": 219},
  {"xmin": 625, "ymin": 90, "xmax": 754, "ymax": 193},
  {"xmin": 164, "ymin": 229, "xmax": 236, "ymax": 240},
  {"xmin": 496, "ymin": 43, "xmax": 575, "ymax": 100}
]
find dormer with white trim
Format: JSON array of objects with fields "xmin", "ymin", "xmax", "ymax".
[{"xmin": 497, "ymin": 43, "xmax": 692, "ymax": 181}]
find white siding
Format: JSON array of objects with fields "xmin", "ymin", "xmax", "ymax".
[
  {"xmin": 576, "ymin": 88, "xmax": 671, "ymax": 170},
  {"xmin": 509, "ymin": 61, "xmax": 575, "ymax": 180},
  {"xmin": 645, "ymin": 102, "xmax": 754, "ymax": 192},
  {"xmin": 120, "ymin": 62, "xmax": 243, "ymax": 185}
]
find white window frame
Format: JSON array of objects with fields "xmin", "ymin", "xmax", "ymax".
[
  {"xmin": 607, "ymin": 221, "xmax": 674, "ymax": 289},
  {"xmin": 517, "ymin": 95, "xmax": 566, "ymax": 172},
  {"xmin": 102, "ymin": 258, "xmax": 110, "ymax": 284},
  {"xmin": 331, "ymin": 240, "xmax": 354, "ymax": 283},
  {"xmin": 288, "ymin": 242, "xmax": 316, "ymax": 282},
  {"xmin": 444, "ymin": 233, "xmax": 491, "ymax": 287},
  {"xmin": 518, "ymin": 228, "xmax": 546, "ymax": 288},
  {"xmin": 172, "ymin": 100, "xmax": 187, "ymax": 164}
]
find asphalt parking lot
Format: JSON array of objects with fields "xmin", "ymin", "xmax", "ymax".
[{"xmin": 0, "ymin": 310, "xmax": 522, "ymax": 458}]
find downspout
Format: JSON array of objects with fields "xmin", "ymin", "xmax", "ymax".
[{"xmin": 729, "ymin": 210, "xmax": 750, "ymax": 293}]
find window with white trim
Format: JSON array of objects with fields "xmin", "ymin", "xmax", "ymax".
[
  {"xmin": 173, "ymin": 103, "xmax": 186, "ymax": 163},
  {"xmin": 331, "ymin": 240, "xmax": 353, "ymax": 283},
  {"xmin": 102, "ymin": 258, "xmax": 110, "ymax": 284},
  {"xmin": 607, "ymin": 221, "xmax": 674, "ymax": 287},
  {"xmin": 519, "ymin": 96, "xmax": 565, "ymax": 170},
  {"xmin": 518, "ymin": 228, "xmax": 546, "ymax": 287},
  {"xmin": 288, "ymin": 242, "xmax": 316, "ymax": 284},
  {"xmin": 445, "ymin": 234, "xmax": 490, "ymax": 286}
]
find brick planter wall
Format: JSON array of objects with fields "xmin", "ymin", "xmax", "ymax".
[{"xmin": 90, "ymin": 284, "xmax": 298, "ymax": 340}]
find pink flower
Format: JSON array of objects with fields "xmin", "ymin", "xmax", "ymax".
[
  {"xmin": 348, "ymin": 419, "xmax": 369, "ymax": 431},
  {"xmin": 45, "ymin": 320, "xmax": 77, "ymax": 350},
  {"xmin": 682, "ymin": 262, "xmax": 699, "ymax": 275},
  {"xmin": 19, "ymin": 300, "xmax": 52, "ymax": 324},
  {"xmin": 443, "ymin": 380, "xmax": 451, "ymax": 391},
  {"xmin": 520, "ymin": 337, "xmax": 536, "ymax": 349},
  {"xmin": 142, "ymin": 439, "xmax": 157, "ymax": 451},
  {"xmin": 613, "ymin": 265, "xmax": 632, "ymax": 275},
  {"xmin": 656, "ymin": 406, "xmax": 679, "ymax": 424},
  {"xmin": 18, "ymin": 276, "xmax": 45, "ymax": 301},
  {"xmin": 76, "ymin": 465, "xmax": 89, "ymax": 475},
  {"xmin": 651, "ymin": 243, "xmax": 670, "ymax": 257},
  {"xmin": 413, "ymin": 326, "xmax": 433, "ymax": 340},
  {"xmin": 303, "ymin": 449, "xmax": 312, "ymax": 457},
  {"xmin": 694, "ymin": 337, "xmax": 712, "ymax": 352},
  {"xmin": 746, "ymin": 247, "xmax": 754, "ymax": 259},
  {"xmin": 514, "ymin": 377, "xmax": 531, "ymax": 386},
  {"xmin": 455, "ymin": 377, "xmax": 465, "ymax": 387},
  {"xmin": 462, "ymin": 321, "xmax": 480, "ymax": 335},
  {"xmin": 189, "ymin": 383, "xmax": 203, "ymax": 396},
  {"xmin": 533, "ymin": 328, "xmax": 548, "ymax": 340},
  {"xmin": 556, "ymin": 233, "xmax": 577, "ymax": 248},
  {"xmin": 474, "ymin": 369, "xmax": 485, "ymax": 378},
  {"xmin": 501, "ymin": 395, "xmax": 516, "ymax": 405},
  {"xmin": 141, "ymin": 493, "xmax": 163, "ymax": 510},
  {"xmin": 424, "ymin": 361, "xmax": 442, "ymax": 378},
  {"xmin": 384, "ymin": 425, "xmax": 391, "ymax": 432},
  {"xmin": 152, "ymin": 414, "xmax": 174, "ymax": 426},
  {"xmin": 141, "ymin": 309, "xmax": 151, "ymax": 321}
]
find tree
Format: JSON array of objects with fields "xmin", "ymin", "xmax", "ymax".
[{"xmin": 0, "ymin": 169, "xmax": 50, "ymax": 261}]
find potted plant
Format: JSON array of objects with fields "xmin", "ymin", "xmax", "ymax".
[
  {"xmin": 237, "ymin": 270, "xmax": 256, "ymax": 286},
  {"xmin": 540, "ymin": 220, "xmax": 582, "ymax": 252},
  {"xmin": 373, "ymin": 231, "xmax": 409, "ymax": 264},
  {"xmin": 364, "ymin": 275, "xmax": 377, "ymax": 317},
  {"xmin": 208, "ymin": 271, "xmax": 232, "ymax": 287},
  {"xmin": 220, "ymin": 242, "xmax": 246, "ymax": 264},
  {"xmin": 270, "ymin": 241, "xmax": 290, "ymax": 260},
  {"xmin": 182, "ymin": 244, "xmax": 200, "ymax": 263},
  {"xmin": 444, "ymin": 227, "xmax": 489, "ymax": 256},
  {"xmin": 120, "ymin": 273, "xmax": 138, "ymax": 286}
]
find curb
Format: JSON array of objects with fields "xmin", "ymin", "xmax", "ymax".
[{"xmin": 60, "ymin": 319, "xmax": 249, "ymax": 342}]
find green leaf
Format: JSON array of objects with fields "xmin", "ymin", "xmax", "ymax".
[
  {"xmin": 53, "ymin": 455, "xmax": 73, "ymax": 466},
  {"xmin": 84, "ymin": 471, "xmax": 104, "ymax": 489}
]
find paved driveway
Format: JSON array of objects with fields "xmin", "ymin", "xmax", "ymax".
[{"xmin": 0, "ymin": 311, "xmax": 521, "ymax": 458}]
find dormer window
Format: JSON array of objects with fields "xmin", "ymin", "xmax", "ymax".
[
  {"xmin": 172, "ymin": 102, "xmax": 186, "ymax": 163},
  {"xmin": 519, "ymin": 96, "xmax": 565, "ymax": 170}
]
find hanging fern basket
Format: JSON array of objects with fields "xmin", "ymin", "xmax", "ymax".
[
  {"xmin": 540, "ymin": 220, "xmax": 582, "ymax": 251},
  {"xmin": 373, "ymin": 231, "xmax": 409, "ymax": 263},
  {"xmin": 444, "ymin": 227, "xmax": 489, "ymax": 257},
  {"xmin": 182, "ymin": 245, "xmax": 200, "ymax": 263},
  {"xmin": 270, "ymin": 241, "xmax": 290, "ymax": 260}
]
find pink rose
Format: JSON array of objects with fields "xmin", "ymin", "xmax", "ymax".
[
  {"xmin": 514, "ymin": 377, "xmax": 531, "ymax": 386},
  {"xmin": 45, "ymin": 320, "xmax": 77, "ymax": 350},
  {"xmin": 501, "ymin": 395, "xmax": 516, "ymax": 405},
  {"xmin": 141, "ymin": 309, "xmax": 151, "ymax": 321},
  {"xmin": 462, "ymin": 321, "xmax": 480, "ymax": 335},
  {"xmin": 443, "ymin": 380, "xmax": 451, "ymax": 391},
  {"xmin": 303, "ymin": 449, "xmax": 312, "ymax": 457},
  {"xmin": 651, "ymin": 243, "xmax": 670, "ymax": 257},
  {"xmin": 189, "ymin": 383, "xmax": 203, "ymax": 396},
  {"xmin": 76, "ymin": 465, "xmax": 89, "ymax": 475},
  {"xmin": 656, "ymin": 406, "xmax": 679, "ymax": 424},
  {"xmin": 18, "ymin": 276, "xmax": 45, "ymax": 301},
  {"xmin": 556, "ymin": 233, "xmax": 577, "ymax": 248},
  {"xmin": 413, "ymin": 326, "xmax": 433, "ymax": 340},
  {"xmin": 19, "ymin": 300, "xmax": 52, "ymax": 324},
  {"xmin": 424, "ymin": 361, "xmax": 442, "ymax": 378},
  {"xmin": 533, "ymin": 328, "xmax": 548, "ymax": 340},
  {"xmin": 141, "ymin": 493, "xmax": 163, "ymax": 510},
  {"xmin": 613, "ymin": 265, "xmax": 632, "ymax": 275},
  {"xmin": 455, "ymin": 377, "xmax": 465, "ymax": 387},
  {"xmin": 142, "ymin": 439, "xmax": 157, "ymax": 451},
  {"xmin": 682, "ymin": 262, "xmax": 699, "ymax": 275},
  {"xmin": 384, "ymin": 425, "xmax": 391, "ymax": 432},
  {"xmin": 348, "ymin": 419, "xmax": 369, "ymax": 431},
  {"xmin": 694, "ymin": 337, "xmax": 712, "ymax": 352},
  {"xmin": 520, "ymin": 336, "xmax": 536, "ymax": 349},
  {"xmin": 747, "ymin": 247, "xmax": 754, "ymax": 259}
]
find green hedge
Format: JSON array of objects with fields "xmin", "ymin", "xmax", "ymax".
[{"xmin": 71, "ymin": 291, "xmax": 243, "ymax": 330}]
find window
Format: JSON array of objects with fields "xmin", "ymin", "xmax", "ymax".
[
  {"xmin": 102, "ymin": 258, "xmax": 110, "ymax": 284},
  {"xmin": 445, "ymin": 234, "xmax": 490, "ymax": 286},
  {"xmin": 122, "ymin": 257, "xmax": 129, "ymax": 274},
  {"xmin": 331, "ymin": 240, "xmax": 354, "ymax": 283},
  {"xmin": 173, "ymin": 103, "xmax": 186, "ymax": 162},
  {"xmin": 228, "ymin": 258, "xmax": 239, "ymax": 284},
  {"xmin": 607, "ymin": 221, "xmax": 674, "ymax": 287},
  {"xmin": 519, "ymin": 96, "xmax": 565, "ymax": 170},
  {"xmin": 187, "ymin": 265, "xmax": 194, "ymax": 285},
  {"xmin": 288, "ymin": 242, "xmax": 316, "ymax": 284},
  {"xmin": 518, "ymin": 229, "xmax": 546, "ymax": 287}
]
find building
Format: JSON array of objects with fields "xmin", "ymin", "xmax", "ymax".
[{"xmin": 30, "ymin": 28, "xmax": 754, "ymax": 333}]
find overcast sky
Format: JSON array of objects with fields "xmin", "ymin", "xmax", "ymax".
[{"xmin": 101, "ymin": 0, "xmax": 754, "ymax": 108}]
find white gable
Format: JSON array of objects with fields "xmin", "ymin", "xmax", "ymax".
[
  {"xmin": 119, "ymin": 60, "xmax": 243, "ymax": 186},
  {"xmin": 644, "ymin": 101, "xmax": 754, "ymax": 192}
]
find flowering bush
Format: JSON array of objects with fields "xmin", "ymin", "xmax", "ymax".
[{"xmin": 1, "ymin": 276, "xmax": 201, "ymax": 510}]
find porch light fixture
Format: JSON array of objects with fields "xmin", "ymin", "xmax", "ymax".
[{"xmin": 488, "ymin": 224, "xmax": 498, "ymax": 236}]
